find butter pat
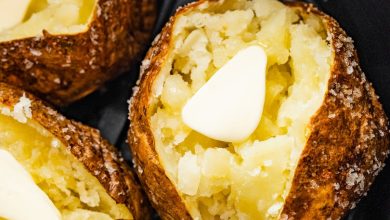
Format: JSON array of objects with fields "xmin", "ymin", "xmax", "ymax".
[
  {"xmin": 0, "ymin": 149, "xmax": 61, "ymax": 220},
  {"xmin": 182, "ymin": 46, "xmax": 267, "ymax": 142},
  {"xmin": 0, "ymin": 0, "xmax": 31, "ymax": 31}
]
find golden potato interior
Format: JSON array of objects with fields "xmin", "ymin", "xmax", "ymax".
[
  {"xmin": 149, "ymin": 0, "xmax": 332, "ymax": 219},
  {"xmin": 0, "ymin": 110, "xmax": 132, "ymax": 219},
  {"xmin": 0, "ymin": 0, "xmax": 96, "ymax": 42}
]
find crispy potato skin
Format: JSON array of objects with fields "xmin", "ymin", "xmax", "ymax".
[
  {"xmin": 0, "ymin": 0, "xmax": 157, "ymax": 106},
  {"xmin": 128, "ymin": 3, "xmax": 202, "ymax": 219},
  {"xmin": 280, "ymin": 4, "xmax": 390, "ymax": 220},
  {"xmin": 128, "ymin": 1, "xmax": 390, "ymax": 220},
  {"xmin": 0, "ymin": 82, "xmax": 151, "ymax": 220}
]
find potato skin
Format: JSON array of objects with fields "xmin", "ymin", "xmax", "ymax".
[
  {"xmin": 280, "ymin": 4, "xmax": 390, "ymax": 219},
  {"xmin": 0, "ymin": 0, "xmax": 157, "ymax": 106},
  {"xmin": 128, "ymin": 3, "xmax": 200, "ymax": 220},
  {"xmin": 0, "ymin": 82, "xmax": 151, "ymax": 220},
  {"xmin": 128, "ymin": 1, "xmax": 390, "ymax": 220}
]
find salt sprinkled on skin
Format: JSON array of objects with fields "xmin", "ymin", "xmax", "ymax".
[
  {"xmin": 1, "ymin": 94, "xmax": 32, "ymax": 123},
  {"xmin": 132, "ymin": 158, "xmax": 138, "ymax": 169},
  {"xmin": 89, "ymin": 57, "xmax": 97, "ymax": 68},
  {"xmin": 346, "ymin": 170, "xmax": 358, "ymax": 189},
  {"xmin": 335, "ymin": 41, "xmax": 343, "ymax": 49},
  {"xmin": 64, "ymin": 135, "xmax": 71, "ymax": 141},
  {"xmin": 58, "ymin": 115, "xmax": 65, "ymax": 121},
  {"xmin": 30, "ymin": 49, "xmax": 42, "ymax": 56},
  {"xmin": 346, "ymin": 50, "xmax": 353, "ymax": 58},
  {"xmin": 347, "ymin": 66, "xmax": 354, "ymax": 74},
  {"xmin": 67, "ymin": 124, "xmax": 76, "ymax": 132},
  {"xmin": 65, "ymin": 56, "xmax": 71, "ymax": 64},
  {"xmin": 90, "ymin": 49, "xmax": 97, "ymax": 56},
  {"xmin": 89, "ymin": 27, "xmax": 99, "ymax": 45},
  {"xmin": 334, "ymin": 182, "xmax": 340, "ymax": 190},
  {"xmin": 352, "ymin": 88, "xmax": 362, "ymax": 98},
  {"xmin": 329, "ymin": 89, "xmax": 337, "ymax": 96},
  {"xmin": 109, "ymin": 180, "xmax": 120, "ymax": 189},
  {"xmin": 91, "ymin": 143, "xmax": 100, "ymax": 151},
  {"xmin": 141, "ymin": 59, "xmax": 151, "ymax": 75},
  {"xmin": 351, "ymin": 112, "xmax": 362, "ymax": 118},
  {"xmin": 280, "ymin": 214, "xmax": 289, "ymax": 220},
  {"xmin": 137, "ymin": 165, "xmax": 144, "ymax": 174},
  {"xmin": 96, "ymin": 4, "xmax": 102, "ymax": 16},
  {"xmin": 344, "ymin": 89, "xmax": 353, "ymax": 96},
  {"xmin": 46, "ymin": 108, "xmax": 56, "ymax": 116},
  {"xmin": 105, "ymin": 162, "xmax": 116, "ymax": 174},
  {"xmin": 339, "ymin": 200, "xmax": 350, "ymax": 209},
  {"xmin": 310, "ymin": 180, "xmax": 319, "ymax": 189},
  {"xmin": 24, "ymin": 59, "xmax": 34, "ymax": 69},
  {"xmin": 132, "ymin": 86, "xmax": 139, "ymax": 95}
]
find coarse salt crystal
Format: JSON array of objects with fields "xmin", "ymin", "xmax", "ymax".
[
  {"xmin": 1, "ymin": 94, "xmax": 32, "ymax": 123},
  {"xmin": 347, "ymin": 66, "xmax": 354, "ymax": 74}
]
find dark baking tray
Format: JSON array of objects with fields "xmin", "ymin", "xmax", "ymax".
[{"xmin": 61, "ymin": 0, "xmax": 390, "ymax": 219}]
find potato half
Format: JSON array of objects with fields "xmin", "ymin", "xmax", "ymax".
[
  {"xmin": 0, "ymin": 0, "xmax": 157, "ymax": 105},
  {"xmin": 129, "ymin": 0, "xmax": 390, "ymax": 219},
  {"xmin": 0, "ymin": 82, "xmax": 150, "ymax": 220}
]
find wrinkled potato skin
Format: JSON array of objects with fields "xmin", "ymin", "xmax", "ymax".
[
  {"xmin": 128, "ymin": 1, "xmax": 390, "ymax": 220},
  {"xmin": 0, "ymin": 82, "xmax": 151, "ymax": 220},
  {"xmin": 0, "ymin": 0, "xmax": 157, "ymax": 106}
]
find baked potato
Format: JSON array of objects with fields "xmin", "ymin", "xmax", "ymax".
[
  {"xmin": 128, "ymin": 0, "xmax": 390, "ymax": 219},
  {"xmin": 0, "ymin": 0, "xmax": 157, "ymax": 105},
  {"xmin": 0, "ymin": 82, "xmax": 150, "ymax": 220}
]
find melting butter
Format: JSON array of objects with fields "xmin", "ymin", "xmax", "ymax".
[
  {"xmin": 0, "ymin": 0, "xmax": 31, "ymax": 31},
  {"xmin": 182, "ymin": 46, "xmax": 267, "ymax": 142},
  {"xmin": 0, "ymin": 149, "xmax": 61, "ymax": 220}
]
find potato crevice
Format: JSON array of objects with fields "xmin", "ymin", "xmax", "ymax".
[
  {"xmin": 150, "ymin": 0, "xmax": 332, "ymax": 219},
  {"xmin": 0, "ymin": 113, "xmax": 132, "ymax": 220}
]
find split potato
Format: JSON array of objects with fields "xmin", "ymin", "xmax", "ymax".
[
  {"xmin": 0, "ymin": 0, "xmax": 157, "ymax": 105},
  {"xmin": 129, "ymin": 0, "xmax": 390, "ymax": 219},
  {"xmin": 0, "ymin": 82, "xmax": 150, "ymax": 220}
]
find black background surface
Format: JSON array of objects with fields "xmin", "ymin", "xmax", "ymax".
[{"xmin": 61, "ymin": 0, "xmax": 390, "ymax": 219}]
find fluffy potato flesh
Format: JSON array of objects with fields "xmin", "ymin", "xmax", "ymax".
[
  {"xmin": 150, "ymin": 0, "xmax": 332, "ymax": 219},
  {"xmin": 0, "ymin": 0, "xmax": 96, "ymax": 42},
  {"xmin": 0, "ymin": 108, "xmax": 132, "ymax": 219}
]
